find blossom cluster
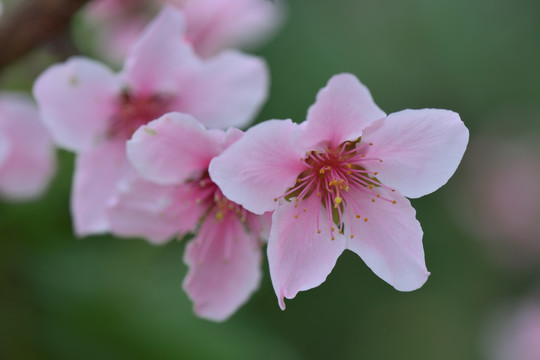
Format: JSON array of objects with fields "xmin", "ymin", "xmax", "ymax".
[{"xmin": 1, "ymin": 2, "xmax": 469, "ymax": 322}]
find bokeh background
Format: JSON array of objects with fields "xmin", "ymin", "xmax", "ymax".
[{"xmin": 2, "ymin": 0, "xmax": 540, "ymax": 359}]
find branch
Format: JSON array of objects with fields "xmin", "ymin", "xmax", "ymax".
[{"xmin": 0, "ymin": 0, "xmax": 92, "ymax": 70}]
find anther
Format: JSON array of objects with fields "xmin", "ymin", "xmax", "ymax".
[
  {"xmin": 294, "ymin": 215, "xmax": 299, "ymax": 219},
  {"xmin": 371, "ymin": 199, "xmax": 375, "ymax": 203},
  {"xmin": 355, "ymin": 215, "xmax": 360, "ymax": 219},
  {"xmin": 331, "ymin": 227, "xmax": 335, "ymax": 231},
  {"xmin": 350, "ymin": 234, "xmax": 354, "ymax": 239},
  {"xmin": 364, "ymin": 217, "xmax": 368, "ymax": 222},
  {"xmin": 317, "ymin": 230, "xmax": 321, "ymax": 234},
  {"xmin": 392, "ymin": 200, "xmax": 396, "ymax": 204},
  {"xmin": 373, "ymin": 172, "xmax": 378, "ymax": 175},
  {"xmin": 334, "ymin": 196, "xmax": 342, "ymax": 204}
]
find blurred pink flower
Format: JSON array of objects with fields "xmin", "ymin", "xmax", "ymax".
[
  {"xmin": 483, "ymin": 298, "xmax": 540, "ymax": 360},
  {"xmin": 85, "ymin": 0, "xmax": 285, "ymax": 63},
  {"xmin": 457, "ymin": 135, "xmax": 540, "ymax": 269},
  {"xmin": 210, "ymin": 73, "xmax": 469, "ymax": 309},
  {"xmin": 0, "ymin": 93, "xmax": 56, "ymax": 201},
  {"xmin": 33, "ymin": 7, "xmax": 268, "ymax": 236},
  {"xmin": 110, "ymin": 112, "xmax": 270, "ymax": 321}
]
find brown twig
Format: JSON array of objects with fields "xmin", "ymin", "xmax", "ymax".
[{"xmin": 0, "ymin": 0, "xmax": 92, "ymax": 70}]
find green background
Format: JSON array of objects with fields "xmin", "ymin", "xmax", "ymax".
[{"xmin": 2, "ymin": 0, "xmax": 540, "ymax": 359}]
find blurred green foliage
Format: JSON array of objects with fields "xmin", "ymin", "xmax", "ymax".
[{"xmin": 2, "ymin": 0, "xmax": 540, "ymax": 359}]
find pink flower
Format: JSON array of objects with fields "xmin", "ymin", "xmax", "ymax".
[
  {"xmin": 109, "ymin": 112, "xmax": 270, "ymax": 321},
  {"xmin": 33, "ymin": 7, "xmax": 268, "ymax": 236},
  {"xmin": 210, "ymin": 74, "xmax": 469, "ymax": 309},
  {"xmin": 0, "ymin": 93, "xmax": 56, "ymax": 201},
  {"xmin": 84, "ymin": 0, "xmax": 285, "ymax": 63},
  {"xmin": 455, "ymin": 135, "xmax": 540, "ymax": 270},
  {"xmin": 483, "ymin": 298, "xmax": 540, "ymax": 360}
]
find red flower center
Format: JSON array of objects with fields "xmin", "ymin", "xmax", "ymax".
[
  {"xmin": 109, "ymin": 91, "xmax": 171, "ymax": 139},
  {"xmin": 279, "ymin": 140, "xmax": 396, "ymax": 240}
]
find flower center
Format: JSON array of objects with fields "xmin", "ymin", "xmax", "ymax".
[
  {"xmin": 109, "ymin": 90, "xmax": 171, "ymax": 140},
  {"xmin": 187, "ymin": 173, "xmax": 251, "ymax": 225},
  {"xmin": 185, "ymin": 172, "xmax": 261, "ymax": 263},
  {"xmin": 279, "ymin": 140, "xmax": 396, "ymax": 240}
]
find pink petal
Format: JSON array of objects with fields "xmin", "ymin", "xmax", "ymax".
[
  {"xmin": 362, "ymin": 109, "xmax": 469, "ymax": 198},
  {"xmin": 183, "ymin": 211, "xmax": 262, "ymax": 321},
  {"xmin": 304, "ymin": 73, "xmax": 386, "ymax": 149},
  {"xmin": 0, "ymin": 94, "xmax": 56, "ymax": 200},
  {"xmin": 268, "ymin": 197, "xmax": 346, "ymax": 309},
  {"xmin": 182, "ymin": 0, "xmax": 285, "ymax": 58},
  {"xmin": 345, "ymin": 188, "xmax": 429, "ymax": 291},
  {"xmin": 33, "ymin": 57, "xmax": 120, "ymax": 152},
  {"xmin": 121, "ymin": 6, "xmax": 198, "ymax": 96},
  {"xmin": 0, "ymin": 132, "xmax": 9, "ymax": 167},
  {"xmin": 107, "ymin": 178, "xmax": 204, "ymax": 244},
  {"xmin": 72, "ymin": 139, "xmax": 132, "ymax": 236},
  {"xmin": 209, "ymin": 119, "xmax": 306, "ymax": 214},
  {"xmin": 127, "ymin": 112, "xmax": 224, "ymax": 185},
  {"xmin": 176, "ymin": 50, "xmax": 269, "ymax": 129}
]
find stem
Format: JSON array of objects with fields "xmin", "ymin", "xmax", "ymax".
[{"xmin": 0, "ymin": 0, "xmax": 91, "ymax": 70}]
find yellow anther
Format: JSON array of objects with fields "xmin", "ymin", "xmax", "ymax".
[
  {"xmin": 350, "ymin": 234, "xmax": 354, "ymax": 239},
  {"xmin": 369, "ymin": 185, "xmax": 373, "ymax": 189},
  {"xmin": 297, "ymin": 178, "xmax": 302, "ymax": 183},
  {"xmin": 338, "ymin": 230, "xmax": 342, "ymax": 234},
  {"xmin": 347, "ymin": 170, "xmax": 352, "ymax": 174},
  {"xmin": 364, "ymin": 217, "xmax": 368, "ymax": 222},
  {"xmin": 369, "ymin": 142, "xmax": 373, "ymax": 146},
  {"xmin": 303, "ymin": 209, "xmax": 307, "ymax": 212},
  {"xmin": 294, "ymin": 215, "xmax": 299, "ymax": 219},
  {"xmin": 144, "ymin": 127, "xmax": 158, "ymax": 136},
  {"xmin": 316, "ymin": 192, "xmax": 321, "ymax": 196},
  {"xmin": 362, "ymin": 154, "xmax": 365, "ymax": 157},
  {"xmin": 216, "ymin": 212, "xmax": 223, "ymax": 220},
  {"xmin": 376, "ymin": 194, "xmax": 380, "ymax": 198},
  {"xmin": 319, "ymin": 168, "xmax": 326, "ymax": 174},
  {"xmin": 295, "ymin": 198, "xmax": 299, "ymax": 202},
  {"xmin": 317, "ymin": 230, "xmax": 321, "ymax": 234},
  {"xmin": 334, "ymin": 196, "xmax": 342, "ymax": 204},
  {"xmin": 274, "ymin": 198, "xmax": 278, "ymax": 202},
  {"xmin": 373, "ymin": 172, "xmax": 378, "ymax": 175},
  {"xmin": 327, "ymin": 166, "xmax": 331, "ymax": 170},
  {"xmin": 330, "ymin": 227, "xmax": 335, "ymax": 232},
  {"xmin": 371, "ymin": 199, "xmax": 375, "ymax": 203},
  {"xmin": 331, "ymin": 236, "xmax": 335, "ymax": 240},
  {"xmin": 392, "ymin": 200, "xmax": 396, "ymax": 204},
  {"xmin": 347, "ymin": 163, "xmax": 352, "ymax": 169},
  {"xmin": 355, "ymin": 215, "xmax": 360, "ymax": 219}
]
